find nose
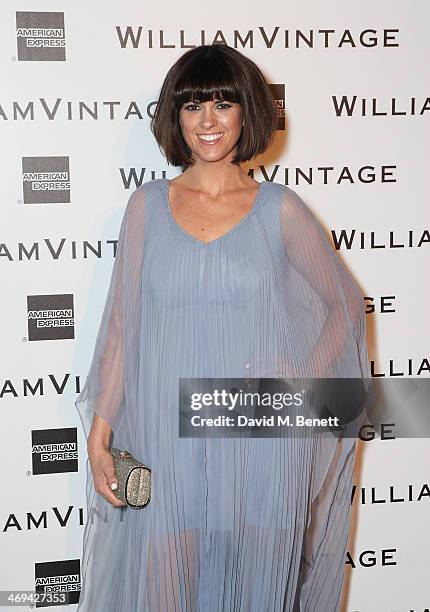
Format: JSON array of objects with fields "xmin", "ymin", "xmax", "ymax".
[{"xmin": 199, "ymin": 105, "xmax": 217, "ymax": 129}]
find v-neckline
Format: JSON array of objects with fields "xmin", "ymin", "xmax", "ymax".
[{"xmin": 163, "ymin": 178, "xmax": 266, "ymax": 247}]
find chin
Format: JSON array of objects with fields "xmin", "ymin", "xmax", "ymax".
[{"xmin": 194, "ymin": 146, "xmax": 237, "ymax": 164}]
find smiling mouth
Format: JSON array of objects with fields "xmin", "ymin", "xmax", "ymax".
[{"xmin": 197, "ymin": 133, "xmax": 224, "ymax": 142}]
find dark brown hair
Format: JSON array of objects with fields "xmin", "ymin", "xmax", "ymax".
[{"xmin": 150, "ymin": 44, "xmax": 278, "ymax": 168}]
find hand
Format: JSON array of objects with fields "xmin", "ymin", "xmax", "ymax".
[{"xmin": 87, "ymin": 443, "xmax": 127, "ymax": 508}]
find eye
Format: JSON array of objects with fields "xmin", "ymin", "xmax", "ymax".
[
  {"xmin": 182, "ymin": 101, "xmax": 234, "ymax": 111},
  {"xmin": 184, "ymin": 103, "xmax": 199, "ymax": 111}
]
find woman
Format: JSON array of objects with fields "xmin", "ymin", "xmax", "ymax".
[{"xmin": 75, "ymin": 44, "xmax": 370, "ymax": 611}]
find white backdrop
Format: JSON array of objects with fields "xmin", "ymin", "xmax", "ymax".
[{"xmin": 1, "ymin": 1, "xmax": 429, "ymax": 610}]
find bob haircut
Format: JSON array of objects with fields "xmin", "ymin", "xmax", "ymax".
[{"xmin": 150, "ymin": 44, "xmax": 278, "ymax": 168}]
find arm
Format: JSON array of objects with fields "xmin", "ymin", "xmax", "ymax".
[
  {"xmin": 279, "ymin": 186, "xmax": 366, "ymax": 378},
  {"xmin": 75, "ymin": 187, "xmax": 146, "ymax": 503},
  {"xmin": 279, "ymin": 186, "xmax": 370, "ymax": 426},
  {"xmin": 79, "ymin": 186, "xmax": 146, "ymax": 435}
]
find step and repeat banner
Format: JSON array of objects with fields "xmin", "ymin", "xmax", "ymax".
[{"xmin": 1, "ymin": 1, "xmax": 429, "ymax": 611}]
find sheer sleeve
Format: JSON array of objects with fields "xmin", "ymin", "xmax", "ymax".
[
  {"xmin": 279, "ymin": 185, "xmax": 370, "ymax": 381},
  {"xmin": 276, "ymin": 186, "xmax": 372, "ymax": 610},
  {"xmin": 276, "ymin": 186, "xmax": 372, "ymax": 429},
  {"xmin": 75, "ymin": 186, "xmax": 146, "ymax": 446}
]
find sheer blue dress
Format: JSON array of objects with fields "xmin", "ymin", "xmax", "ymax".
[{"xmin": 75, "ymin": 178, "xmax": 370, "ymax": 611}]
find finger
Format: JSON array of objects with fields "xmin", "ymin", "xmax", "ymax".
[
  {"xmin": 94, "ymin": 469, "xmax": 127, "ymax": 507},
  {"xmin": 101, "ymin": 465, "xmax": 126, "ymax": 506},
  {"xmin": 99, "ymin": 480, "xmax": 127, "ymax": 507},
  {"xmin": 102, "ymin": 467, "xmax": 127, "ymax": 506},
  {"xmin": 103, "ymin": 463, "xmax": 118, "ymax": 491}
]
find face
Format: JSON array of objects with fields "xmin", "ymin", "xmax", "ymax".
[{"xmin": 178, "ymin": 98, "xmax": 243, "ymax": 164}]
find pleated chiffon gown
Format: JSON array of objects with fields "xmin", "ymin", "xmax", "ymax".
[{"xmin": 75, "ymin": 178, "xmax": 371, "ymax": 611}]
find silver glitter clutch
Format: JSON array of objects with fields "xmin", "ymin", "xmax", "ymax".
[{"xmin": 109, "ymin": 447, "xmax": 152, "ymax": 508}]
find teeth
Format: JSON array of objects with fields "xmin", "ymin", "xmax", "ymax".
[{"xmin": 197, "ymin": 133, "xmax": 223, "ymax": 142}]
